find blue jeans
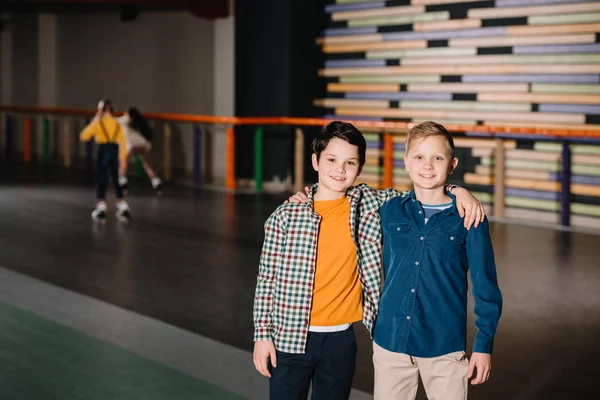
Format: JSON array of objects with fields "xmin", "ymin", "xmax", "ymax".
[
  {"xmin": 96, "ymin": 143, "xmax": 123, "ymax": 200},
  {"xmin": 269, "ymin": 326, "xmax": 357, "ymax": 400}
]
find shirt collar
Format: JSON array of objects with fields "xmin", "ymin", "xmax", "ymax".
[
  {"xmin": 305, "ymin": 183, "xmax": 361, "ymax": 209},
  {"xmin": 403, "ymin": 188, "xmax": 460, "ymax": 216}
]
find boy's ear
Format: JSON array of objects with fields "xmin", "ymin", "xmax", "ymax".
[
  {"xmin": 311, "ymin": 153, "xmax": 319, "ymax": 171},
  {"xmin": 404, "ymin": 154, "xmax": 409, "ymax": 171},
  {"xmin": 449, "ymin": 157, "xmax": 458, "ymax": 174}
]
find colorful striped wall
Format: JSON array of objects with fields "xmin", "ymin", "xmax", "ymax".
[{"xmin": 318, "ymin": 0, "xmax": 600, "ymax": 230}]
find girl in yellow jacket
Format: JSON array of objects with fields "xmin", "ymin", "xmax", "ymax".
[{"xmin": 80, "ymin": 100, "xmax": 131, "ymax": 222}]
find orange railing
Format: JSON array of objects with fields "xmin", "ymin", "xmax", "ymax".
[{"xmin": 2, "ymin": 105, "xmax": 600, "ymax": 227}]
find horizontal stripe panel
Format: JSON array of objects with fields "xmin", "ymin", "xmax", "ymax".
[
  {"xmin": 462, "ymin": 74, "xmax": 600, "ymax": 83},
  {"xmin": 344, "ymin": 92, "xmax": 453, "ymax": 100},
  {"xmin": 407, "ymin": 83, "xmax": 529, "ymax": 93},
  {"xmin": 366, "ymin": 47, "xmax": 476, "ymax": 59},
  {"xmin": 505, "ymin": 188, "xmax": 560, "ymax": 201},
  {"xmin": 383, "ymin": 26, "xmax": 505, "ymax": 41},
  {"xmin": 322, "ymin": 114, "xmax": 383, "ymax": 122},
  {"xmin": 328, "ymin": 83, "xmax": 401, "ymax": 92},
  {"xmin": 531, "ymin": 144, "xmax": 600, "ymax": 155},
  {"xmin": 468, "ymin": 2, "xmax": 600, "ymax": 19},
  {"xmin": 497, "ymin": 0, "xmax": 592, "ymax": 6},
  {"xmin": 514, "ymin": 43, "xmax": 600, "ymax": 55},
  {"xmin": 573, "ymin": 154, "xmax": 600, "ymax": 165},
  {"xmin": 455, "ymin": 138, "xmax": 517, "ymax": 149},
  {"xmin": 325, "ymin": 59, "xmax": 386, "ymax": 68},
  {"xmin": 483, "ymin": 121, "xmax": 600, "ymax": 132},
  {"xmin": 334, "ymin": 107, "xmax": 585, "ymax": 123},
  {"xmin": 450, "ymin": 33, "xmax": 596, "ymax": 47},
  {"xmin": 319, "ymin": 65, "xmax": 600, "ymax": 76},
  {"xmin": 538, "ymin": 104, "xmax": 600, "ymax": 115},
  {"xmin": 323, "ymin": 41, "xmax": 428, "ymax": 53},
  {"xmin": 478, "ymin": 93, "xmax": 600, "ymax": 105},
  {"xmin": 320, "ymin": 34, "xmax": 383, "ymax": 45},
  {"xmin": 399, "ymin": 100, "xmax": 530, "ymax": 112},
  {"xmin": 340, "ymin": 75, "xmax": 441, "ymax": 83},
  {"xmin": 412, "ymin": 118, "xmax": 478, "ymax": 125},
  {"xmin": 504, "ymin": 207, "xmax": 558, "ymax": 223},
  {"xmin": 529, "ymin": 12, "xmax": 600, "ymax": 26},
  {"xmin": 348, "ymin": 12, "xmax": 449, "ymax": 28},
  {"xmin": 332, "ymin": 5, "xmax": 424, "ymax": 22},
  {"xmin": 532, "ymin": 84, "xmax": 600, "ymax": 94},
  {"xmin": 400, "ymin": 54, "xmax": 600, "ymax": 66},
  {"xmin": 506, "ymin": 23, "xmax": 600, "ymax": 36},
  {"xmin": 324, "ymin": 27, "xmax": 378, "ymax": 37},
  {"xmin": 315, "ymin": 99, "xmax": 389, "ymax": 108},
  {"xmin": 550, "ymin": 173, "xmax": 600, "ymax": 186},
  {"xmin": 414, "ymin": 19, "xmax": 482, "ymax": 32},
  {"xmin": 325, "ymin": 1, "xmax": 385, "ymax": 13},
  {"xmin": 413, "ymin": 0, "xmax": 492, "ymax": 4}
]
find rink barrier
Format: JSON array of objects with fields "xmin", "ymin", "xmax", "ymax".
[{"xmin": 1, "ymin": 105, "xmax": 600, "ymax": 228}]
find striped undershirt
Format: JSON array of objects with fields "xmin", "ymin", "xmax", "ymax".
[{"xmin": 422, "ymin": 202, "xmax": 452, "ymax": 224}]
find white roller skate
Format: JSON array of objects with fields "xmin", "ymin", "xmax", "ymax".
[
  {"xmin": 91, "ymin": 201, "xmax": 108, "ymax": 223},
  {"xmin": 119, "ymin": 176, "xmax": 129, "ymax": 194},
  {"xmin": 151, "ymin": 177, "xmax": 163, "ymax": 193},
  {"xmin": 116, "ymin": 201, "xmax": 132, "ymax": 223}
]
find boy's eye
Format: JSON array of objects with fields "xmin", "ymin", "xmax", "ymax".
[
  {"xmin": 414, "ymin": 156, "xmax": 422, "ymax": 159},
  {"xmin": 436, "ymin": 156, "xmax": 444, "ymax": 161},
  {"xmin": 348, "ymin": 162, "xmax": 356, "ymax": 166},
  {"xmin": 327, "ymin": 158, "xmax": 335, "ymax": 162}
]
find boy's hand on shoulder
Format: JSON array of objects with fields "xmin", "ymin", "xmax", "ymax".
[
  {"xmin": 468, "ymin": 352, "xmax": 491, "ymax": 385},
  {"xmin": 283, "ymin": 186, "xmax": 310, "ymax": 204},
  {"xmin": 453, "ymin": 187, "xmax": 485, "ymax": 230},
  {"xmin": 253, "ymin": 340, "xmax": 277, "ymax": 378}
]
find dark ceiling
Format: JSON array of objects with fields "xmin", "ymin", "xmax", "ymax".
[{"xmin": 0, "ymin": 1, "xmax": 231, "ymax": 19}]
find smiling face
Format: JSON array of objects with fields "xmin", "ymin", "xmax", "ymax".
[
  {"xmin": 404, "ymin": 135, "xmax": 458, "ymax": 192},
  {"xmin": 312, "ymin": 138, "xmax": 362, "ymax": 200}
]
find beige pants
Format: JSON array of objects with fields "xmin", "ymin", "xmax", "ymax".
[{"xmin": 373, "ymin": 342, "xmax": 469, "ymax": 400}]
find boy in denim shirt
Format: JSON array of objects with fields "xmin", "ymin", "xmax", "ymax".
[
  {"xmin": 262, "ymin": 121, "xmax": 486, "ymax": 400},
  {"xmin": 373, "ymin": 121, "xmax": 503, "ymax": 399}
]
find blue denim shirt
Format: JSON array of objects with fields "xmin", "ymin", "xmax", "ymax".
[{"xmin": 373, "ymin": 190, "xmax": 503, "ymax": 358}]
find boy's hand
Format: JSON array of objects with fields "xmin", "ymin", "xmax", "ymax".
[
  {"xmin": 453, "ymin": 187, "xmax": 485, "ymax": 229},
  {"xmin": 284, "ymin": 186, "xmax": 310, "ymax": 204},
  {"xmin": 467, "ymin": 352, "xmax": 491, "ymax": 385},
  {"xmin": 253, "ymin": 340, "xmax": 277, "ymax": 378}
]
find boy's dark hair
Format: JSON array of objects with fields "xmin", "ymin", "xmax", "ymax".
[
  {"xmin": 406, "ymin": 121, "xmax": 455, "ymax": 159},
  {"xmin": 312, "ymin": 121, "xmax": 366, "ymax": 168}
]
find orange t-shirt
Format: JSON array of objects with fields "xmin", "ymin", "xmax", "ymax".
[{"xmin": 310, "ymin": 197, "xmax": 363, "ymax": 326}]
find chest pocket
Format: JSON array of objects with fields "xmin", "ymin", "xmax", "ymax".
[
  {"xmin": 384, "ymin": 222, "xmax": 412, "ymax": 249},
  {"xmin": 436, "ymin": 229, "xmax": 466, "ymax": 259}
]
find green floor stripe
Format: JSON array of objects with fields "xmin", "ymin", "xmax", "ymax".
[{"xmin": 0, "ymin": 301, "xmax": 246, "ymax": 400}]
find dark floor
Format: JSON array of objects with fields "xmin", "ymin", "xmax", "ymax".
[{"xmin": 1, "ymin": 162, "xmax": 599, "ymax": 399}]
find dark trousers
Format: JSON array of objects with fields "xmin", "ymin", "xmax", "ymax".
[
  {"xmin": 269, "ymin": 326, "xmax": 357, "ymax": 400},
  {"xmin": 96, "ymin": 143, "xmax": 123, "ymax": 200}
]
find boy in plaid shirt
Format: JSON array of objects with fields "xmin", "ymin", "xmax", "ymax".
[{"xmin": 253, "ymin": 121, "xmax": 483, "ymax": 399}]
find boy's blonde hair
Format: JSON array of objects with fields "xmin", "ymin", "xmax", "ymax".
[{"xmin": 406, "ymin": 121, "xmax": 455, "ymax": 159}]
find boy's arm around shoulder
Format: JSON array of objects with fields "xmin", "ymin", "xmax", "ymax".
[
  {"xmin": 253, "ymin": 206, "xmax": 288, "ymax": 342},
  {"xmin": 466, "ymin": 217, "xmax": 503, "ymax": 354},
  {"xmin": 355, "ymin": 183, "xmax": 408, "ymax": 210}
]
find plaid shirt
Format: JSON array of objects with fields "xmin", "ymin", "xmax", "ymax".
[{"xmin": 253, "ymin": 183, "xmax": 405, "ymax": 354}]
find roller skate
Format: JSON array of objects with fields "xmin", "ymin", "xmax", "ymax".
[
  {"xmin": 91, "ymin": 201, "xmax": 108, "ymax": 223},
  {"xmin": 116, "ymin": 201, "xmax": 132, "ymax": 223},
  {"xmin": 118, "ymin": 176, "xmax": 129, "ymax": 195},
  {"xmin": 151, "ymin": 177, "xmax": 163, "ymax": 195}
]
